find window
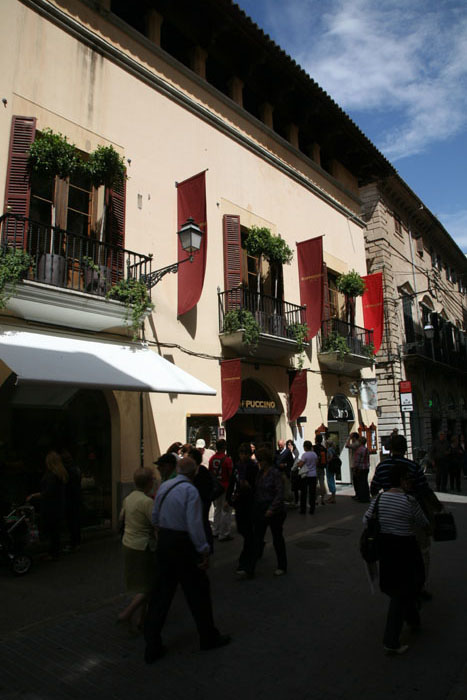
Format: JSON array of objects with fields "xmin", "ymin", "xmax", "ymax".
[
  {"xmin": 402, "ymin": 294, "xmax": 415, "ymax": 343},
  {"xmin": 239, "ymin": 228, "xmax": 284, "ymax": 300},
  {"xmin": 394, "ymin": 214, "xmax": 402, "ymax": 237},
  {"xmin": 327, "ymin": 272, "xmax": 346, "ymax": 320}
]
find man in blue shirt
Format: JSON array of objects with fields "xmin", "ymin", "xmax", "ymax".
[{"xmin": 144, "ymin": 456, "xmax": 231, "ymax": 663}]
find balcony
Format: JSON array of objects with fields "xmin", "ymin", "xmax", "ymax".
[
  {"xmin": 0, "ymin": 213, "xmax": 152, "ymax": 332},
  {"xmin": 218, "ymin": 287, "xmax": 307, "ymax": 359},
  {"xmin": 402, "ymin": 321, "xmax": 467, "ymax": 372},
  {"xmin": 317, "ymin": 318, "xmax": 374, "ymax": 374}
]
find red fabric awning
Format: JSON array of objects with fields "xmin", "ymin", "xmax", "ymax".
[
  {"xmin": 177, "ymin": 171, "xmax": 207, "ymax": 316},
  {"xmin": 362, "ymin": 272, "xmax": 384, "ymax": 354},
  {"xmin": 288, "ymin": 370, "xmax": 307, "ymax": 422},
  {"xmin": 221, "ymin": 359, "xmax": 242, "ymax": 422},
  {"xmin": 297, "ymin": 236, "xmax": 323, "ymax": 339}
]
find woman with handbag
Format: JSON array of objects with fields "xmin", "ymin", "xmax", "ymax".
[
  {"xmin": 363, "ymin": 462, "xmax": 430, "ymax": 655},
  {"xmin": 296, "ymin": 440, "xmax": 318, "ymax": 515}
]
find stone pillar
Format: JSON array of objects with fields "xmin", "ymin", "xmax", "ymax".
[
  {"xmin": 228, "ymin": 76, "xmax": 244, "ymax": 106},
  {"xmin": 146, "ymin": 9, "xmax": 163, "ymax": 46},
  {"xmin": 260, "ymin": 102, "xmax": 274, "ymax": 129},
  {"xmin": 191, "ymin": 46, "xmax": 208, "ymax": 79},
  {"xmin": 286, "ymin": 123, "xmax": 299, "ymax": 149}
]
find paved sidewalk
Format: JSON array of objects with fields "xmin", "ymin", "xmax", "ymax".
[{"xmin": 1, "ymin": 489, "xmax": 467, "ymax": 700}]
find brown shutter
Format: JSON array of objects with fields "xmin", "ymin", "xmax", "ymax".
[
  {"xmin": 322, "ymin": 262, "xmax": 331, "ymax": 332},
  {"xmin": 3, "ymin": 115, "xmax": 36, "ymax": 246},
  {"xmin": 108, "ymin": 177, "xmax": 126, "ymax": 282},
  {"xmin": 223, "ymin": 214, "xmax": 242, "ymax": 310}
]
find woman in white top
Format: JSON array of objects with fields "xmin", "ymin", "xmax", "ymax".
[
  {"xmin": 363, "ymin": 462, "xmax": 430, "ymax": 655},
  {"xmin": 118, "ymin": 467, "xmax": 156, "ymax": 630},
  {"xmin": 296, "ymin": 440, "xmax": 318, "ymax": 515}
]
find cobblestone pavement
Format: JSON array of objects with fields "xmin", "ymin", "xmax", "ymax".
[{"xmin": 1, "ymin": 486, "xmax": 467, "ymax": 700}]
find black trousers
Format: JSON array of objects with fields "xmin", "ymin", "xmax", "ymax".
[
  {"xmin": 251, "ymin": 505, "xmax": 287, "ymax": 573},
  {"xmin": 144, "ymin": 529, "xmax": 219, "ymax": 651},
  {"xmin": 354, "ymin": 469, "xmax": 370, "ymax": 502},
  {"xmin": 300, "ymin": 476, "xmax": 317, "ymax": 513},
  {"xmin": 383, "ymin": 595, "xmax": 420, "ymax": 649},
  {"xmin": 234, "ymin": 502, "xmax": 256, "ymax": 574}
]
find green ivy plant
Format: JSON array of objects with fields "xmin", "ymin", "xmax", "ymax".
[
  {"xmin": 335, "ymin": 270, "xmax": 366, "ymax": 297},
  {"xmin": 107, "ymin": 278, "xmax": 154, "ymax": 341},
  {"xmin": 87, "ymin": 145, "xmax": 126, "ymax": 189},
  {"xmin": 0, "ymin": 247, "xmax": 35, "ymax": 308},
  {"xmin": 244, "ymin": 226, "xmax": 293, "ymax": 265},
  {"xmin": 320, "ymin": 331, "xmax": 351, "ymax": 359},
  {"xmin": 223, "ymin": 309, "xmax": 260, "ymax": 350},
  {"xmin": 361, "ymin": 341, "xmax": 376, "ymax": 362},
  {"xmin": 28, "ymin": 129, "xmax": 81, "ymax": 180}
]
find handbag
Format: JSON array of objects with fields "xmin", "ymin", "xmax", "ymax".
[
  {"xmin": 328, "ymin": 455, "xmax": 342, "ymax": 474},
  {"xmin": 299, "ymin": 465, "xmax": 308, "ymax": 478},
  {"xmin": 360, "ymin": 494, "xmax": 381, "ymax": 563},
  {"xmin": 432, "ymin": 510, "xmax": 457, "ymax": 541}
]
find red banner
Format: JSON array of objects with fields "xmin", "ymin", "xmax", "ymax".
[
  {"xmin": 362, "ymin": 272, "xmax": 384, "ymax": 354},
  {"xmin": 297, "ymin": 236, "xmax": 323, "ymax": 339},
  {"xmin": 221, "ymin": 359, "xmax": 242, "ymax": 422},
  {"xmin": 288, "ymin": 370, "xmax": 307, "ymax": 422},
  {"xmin": 177, "ymin": 171, "xmax": 207, "ymax": 316}
]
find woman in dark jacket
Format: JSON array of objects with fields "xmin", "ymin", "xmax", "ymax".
[
  {"xmin": 227, "ymin": 442, "xmax": 258, "ymax": 577},
  {"xmin": 27, "ymin": 450, "xmax": 68, "ymax": 559}
]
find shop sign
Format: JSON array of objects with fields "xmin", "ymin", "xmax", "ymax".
[{"xmin": 238, "ymin": 399, "xmax": 280, "ymax": 414}]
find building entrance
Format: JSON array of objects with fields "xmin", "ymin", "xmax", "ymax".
[{"xmin": 225, "ymin": 379, "xmax": 281, "ymax": 460}]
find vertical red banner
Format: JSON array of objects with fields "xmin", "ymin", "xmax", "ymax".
[
  {"xmin": 221, "ymin": 359, "xmax": 242, "ymax": 422},
  {"xmin": 288, "ymin": 370, "xmax": 308, "ymax": 422},
  {"xmin": 177, "ymin": 171, "xmax": 207, "ymax": 316},
  {"xmin": 362, "ymin": 272, "xmax": 384, "ymax": 354},
  {"xmin": 297, "ymin": 236, "xmax": 323, "ymax": 339}
]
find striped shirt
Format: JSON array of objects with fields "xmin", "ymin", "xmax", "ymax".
[
  {"xmin": 363, "ymin": 492, "xmax": 429, "ymax": 536},
  {"xmin": 370, "ymin": 456, "xmax": 428, "ymax": 496}
]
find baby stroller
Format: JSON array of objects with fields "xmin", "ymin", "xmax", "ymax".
[{"xmin": 0, "ymin": 504, "xmax": 37, "ymax": 575}]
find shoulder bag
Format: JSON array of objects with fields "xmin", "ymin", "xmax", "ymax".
[{"xmin": 360, "ymin": 494, "xmax": 382, "ymax": 563}]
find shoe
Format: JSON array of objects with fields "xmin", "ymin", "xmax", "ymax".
[
  {"xmin": 218, "ymin": 535, "xmax": 234, "ymax": 542},
  {"xmin": 383, "ymin": 645, "xmax": 409, "ymax": 655},
  {"xmin": 144, "ymin": 645, "xmax": 167, "ymax": 664},
  {"xmin": 200, "ymin": 634, "xmax": 231, "ymax": 651},
  {"xmin": 273, "ymin": 569, "xmax": 286, "ymax": 576},
  {"xmin": 236, "ymin": 570, "xmax": 253, "ymax": 579}
]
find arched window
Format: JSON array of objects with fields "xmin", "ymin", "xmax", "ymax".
[{"xmin": 328, "ymin": 394, "xmax": 354, "ymax": 422}]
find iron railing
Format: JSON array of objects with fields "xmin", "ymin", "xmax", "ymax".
[
  {"xmin": 402, "ymin": 320, "xmax": 467, "ymax": 370},
  {"xmin": 317, "ymin": 318, "xmax": 374, "ymax": 357},
  {"xmin": 218, "ymin": 287, "xmax": 306, "ymax": 340},
  {"xmin": 0, "ymin": 213, "xmax": 152, "ymax": 297}
]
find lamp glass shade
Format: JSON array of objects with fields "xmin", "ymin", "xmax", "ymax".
[
  {"xmin": 424, "ymin": 323, "xmax": 434, "ymax": 340},
  {"xmin": 178, "ymin": 217, "xmax": 203, "ymax": 254}
]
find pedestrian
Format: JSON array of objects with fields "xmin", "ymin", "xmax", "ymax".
[
  {"xmin": 166, "ymin": 442, "xmax": 182, "ymax": 461},
  {"xmin": 430, "ymin": 431, "xmax": 450, "ymax": 492},
  {"xmin": 364, "ymin": 462, "xmax": 430, "ymax": 655},
  {"xmin": 118, "ymin": 467, "xmax": 156, "ymax": 631},
  {"xmin": 353, "ymin": 436, "xmax": 370, "ymax": 503},
  {"xmin": 325, "ymin": 439, "xmax": 338, "ymax": 503},
  {"xmin": 250, "ymin": 445, "xmax": 287, "ymax": 577},
  {"xmin": 209, "ymin": 439, "xmax": 234, "ymax": 541},
  {"xmin": 313, "ymin": 434, "xmax": 328, "ymax": 505},
  {"xmin": 191, "ymin": 447, "xmax": 215, "ymax": 553},
  {"xmin": 346, "ymin": 432, "xmax": 360, "ymax": 498},
  {"xmin": 154, "ymin": 453, "xmax": 177, "ymax": 483},
  {"xmin": 287, "ymin": 439, "xmax": 301, "ymax": 506},
  {"xmin": 60, "ymin": 448, "xmax": 82, "ymax": 552},
  {"xmin": 449, "ymin": 436, "xmax": 463, "ymax": 493},
  {"xmin": 226, "ymin": 442, "xmax": 258, "ymax": 578},
  {"xmin": 144, "ymin": 457, "xmax": 231, "ymax": 663},
  {"xmin": 370, "ymin": 433, "xmax": 441, "ymax": 601},
  {"xmin": 195, "ymin": 438, "xmax": 215, "ymax": 468},
  {"xmin": 296, "ymin": 440, "xmax": 318, "ymax": 514},
  {"xmin": 26, "ymin": 450, "xmax": 68, "ymax": 560},
  {"xmin": 275, "ymin": 438, "xmax": 294, "ymax": 504}
]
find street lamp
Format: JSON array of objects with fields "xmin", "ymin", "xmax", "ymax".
[
  {"xmin": 143, "ymin": 217, "xmax": 203, "ymax": 288},
  {"xmin": 424, "ymin": 322, "xmax": 435, "ymax": 340}
]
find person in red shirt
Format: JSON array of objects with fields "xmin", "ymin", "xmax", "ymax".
[{"xmin": 209, "ymin": 439, "xmax": 233, "ymax": 541}]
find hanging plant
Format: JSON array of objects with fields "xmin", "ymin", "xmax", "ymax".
[
  {"xmin": 223, "ymin": 309, "xmax": 260, "ymax": 350},
  {"xmin": 287, "ymin": 322, "xmax": 309, "ymax": 370},
  {"xmin": 87, "ymin": 145, "xmax": 126, "ymax": 189},
  {"xmin": 244, "ymin": 226, "xmax": 293, "ymax": 265},
  {"xmin": 335, "ymin": 270, "xmax": 366, "ymax": 297},
  {"xmin": 0, "ymin": 247, "xmax": 35, "ymax": 308},
  {"xmin": 28, "ymin": 129, "xmax": 80, "ymax": 180},
  {"xmin": 107, "ymin": 278, "xmax": 154, "ymax": 341},
  {"xmin": 361, "ymin": 342, "xmax": 376, "ymax": 362},
  {"xmin": 321, "ymin": 332, "xmax": 351, "ymax": 359}
]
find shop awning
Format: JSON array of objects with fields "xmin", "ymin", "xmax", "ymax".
[{"xmin": 0, "ymin": 328, "xmax": 216, "ymax": 395}]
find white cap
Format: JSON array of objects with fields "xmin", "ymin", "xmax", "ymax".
[{"xmin": 195, "ymin": 438, "xmax": 206, "ymax": 449}]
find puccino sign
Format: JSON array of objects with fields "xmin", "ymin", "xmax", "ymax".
[{"xmin": 238, "ymin": 398, "xmax": 281, "ymax": 414}]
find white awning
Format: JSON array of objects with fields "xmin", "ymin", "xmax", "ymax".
[{"xmin": 0, "ymin": 328, "xmax": 216, "ymax": 395}]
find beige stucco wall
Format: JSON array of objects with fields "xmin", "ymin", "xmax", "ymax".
[{"xmin": 1, "ymin": 0, "xmax": 376, "ymax": 488}]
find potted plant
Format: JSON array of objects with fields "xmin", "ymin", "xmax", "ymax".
[
  {"xmin": 82, "ymin": 256, "xmax": 111, "ymax": 296},
  {"xmin": 106, "ymin": 278, "xmax": 154, "ymax": 341},
  {"xmin": 287, "ymin": 321, "xmax": 309, "ymax": 369},
  {"xmin": 320, "ymin": 331, "xmax": 351, "ymax": 360},
  {"xmin": 223, "ymin": 309, "xmax": 260, "ymax": 350},
  {"xmin": 335, "ymin": 270, "xmax": 366, "ymax": 326},
  {"xmin": 0, "ymin": 247, "xmax": 35, "ymax": 308},
  {"xmin": 28, "ymin": 129, "xmax": 80, "ymax": 286}
]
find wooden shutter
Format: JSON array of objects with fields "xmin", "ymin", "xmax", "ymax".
[
  {"xmin": 3, "ymin": 115, "xmax": 36, "ymax": 246},
  {"xmin": 109, "ymin": 176, "xmax": 126, "ymax": 283},
  {"xmin": 223, "ymin": 214, "xmax": 241, "ymax": 310}
]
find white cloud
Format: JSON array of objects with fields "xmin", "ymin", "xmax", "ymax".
[
  {"xmin": 260, "ymin": 0, "xmax": 467, "ymax": 161},
  {"xmin": 438, "ymin": 210, "xmax": 467, "ymax": 254}
]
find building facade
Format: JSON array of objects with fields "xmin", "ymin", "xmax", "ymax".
[{"xmin": 1, "ymin": 0, "xmax": 404, "ymax": 525}]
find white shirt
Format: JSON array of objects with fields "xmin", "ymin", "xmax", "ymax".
[{"xmin": 299, "ymin": 450, "xmax": 318, "ymax": 477}]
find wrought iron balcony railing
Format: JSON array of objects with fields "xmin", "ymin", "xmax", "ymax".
[
  {"xmin": 218, "ymin": 287, "xmax": 306, "ymax": 340},
  {"xmin": 0, "ymin": 213, "xmax": 152, "ymax": 298},
  {"xmin": 402, "ymin": 322, "xmax": 467, "ymax": 371},
  {"xmin": 317, "ymin": 318, "xmax": 374, "ymax": 357}
]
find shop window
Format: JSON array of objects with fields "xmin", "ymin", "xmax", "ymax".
[{"xmin": 186, "ymin": 415, "xmax": 221, "ymax": 450}]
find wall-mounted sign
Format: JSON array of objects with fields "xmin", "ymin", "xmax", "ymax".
[
  {"xmin": 238, "ymin": 399, "xmax": 280, "ymax": 414},
  {"xmin": 399, "ymin": 381, "xmax": 412, "ymax": 393},
  {"xmin": 400, "ymin": 393, "xmax": 413, "ymax": 412}
]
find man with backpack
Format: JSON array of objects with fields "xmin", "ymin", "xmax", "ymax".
[{"xmin": 209, "ymin": 439, "xmax": 233, "ymax": 541}]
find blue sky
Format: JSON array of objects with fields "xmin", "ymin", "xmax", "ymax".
[{"xmin": 235, "ymin": 0, "xmax": 467, "ymax": 254}]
